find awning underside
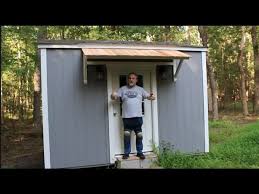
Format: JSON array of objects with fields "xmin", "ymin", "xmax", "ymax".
[{"xmin": 82, "ymin": 48, "xmax": 190, "ymax": 59}]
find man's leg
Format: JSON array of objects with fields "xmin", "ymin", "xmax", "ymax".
[
  {"xmin": 135, "ymin": 130, "xmax": 143, "ymax": 154},
  {"xmin": 134, "ymin": 117, "xmax": 145, "ymax": 159},
  {"xmin": 122, "ymin": 118, "xmax": 132, "ymax": 159},
  {"xmin": 124, "ymin": 129, "xmax": 131, "ymax": 156}
]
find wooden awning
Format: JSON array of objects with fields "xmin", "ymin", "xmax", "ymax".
[{"xmin": 82, "ymin": 48, "xmax": 190, "ymax": 59}]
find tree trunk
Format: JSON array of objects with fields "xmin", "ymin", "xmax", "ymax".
[
  {"xmin": 208, "ymin": 83, "xmax": 213, "ymax": 112},
  {"xmin": 1, "ymin": 77, "xmax": 4, "ymax": 125},
  {"xmin": 33, "ymin": 26, "xmax": 47, "ymax": 129},
  {"xmin": 222, "ymin": 44, "xmax": 227, "ymax": 110},
  {"xmin": 164, "ymin": 26, "xmax": 171, "ymax": 41},
  {"xmin": 25, "ymin": 39, "xmax": 29, "ymax": 120},
  {"xmin": 20, "ymin": 78, "xmax": 24, "ymax": 121},
  {"xmin": 33, "ymin": 66, "xmax": 41, "ymax": 128},
  {"xmin": 198, "ymin": 26, "xmax": 219, "ymax": 120},
  {"xmin": 187, "ymin": 26, "xmax": 192, "ymax": 44},
  {"xmin": 0, "ymin": 28, "xmax": 3, "ymax": 124},
  {"xmin": 60, "ymin": 26, "xmax": 65, "ymax": 39},
  {"xmin": 251, "ymin": 26, "xmax": 259, "ymax": 114},
  {"xmin": 237, "ymin": 26, "xmax": 249, "ymax": 116},
  {"xmin": 17, "ymin": 42, "xmax": 22, "ymax": 120},
  {"xmin": 110, "ymin": 26, "xmax": 116, "ymax": 31}
]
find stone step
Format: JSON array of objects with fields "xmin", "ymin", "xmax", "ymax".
[{"xmin": 115, "ymin": 152, "xmax": 161, "ymax": 169}]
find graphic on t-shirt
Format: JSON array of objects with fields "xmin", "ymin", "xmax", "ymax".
[
  {"xmin": 117, "ymin": 85, "xmax": 149, "ymax": 118},
  {"xmin": 124, "ymin": 91, "xmax": 138, "ymax": 98}
]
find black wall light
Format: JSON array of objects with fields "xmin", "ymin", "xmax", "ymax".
[
  {"xmin": 96, "ymin": 66, "xmax": 105, "ymax": 81},
  {"xmin": 157, "ymin": 59, "xmax": 184, "ymax": 82},
  {"xmin": 158, "ymin": 65, "xmax": 174, "ymax": 81}
]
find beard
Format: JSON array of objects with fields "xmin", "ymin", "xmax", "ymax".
[{"xmin": 128, "ymin": 82, "xmax": 136, "ymax": 87}]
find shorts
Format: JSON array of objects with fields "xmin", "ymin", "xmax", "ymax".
[{"xmin": 122, "ymin": 117, "xmax": 143, "ymax": 131}]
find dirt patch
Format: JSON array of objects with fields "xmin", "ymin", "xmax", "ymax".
[
  {"xmin": 209, "ymin": 112, "xmax": 259, "ymax": 125},
  {"xmin": 1, "ymin": 119, "xmax": 44, "ymax": 169}
]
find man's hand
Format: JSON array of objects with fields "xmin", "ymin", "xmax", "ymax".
[
  {"xmin": 147, "ymin": 92, "xmax": 156, "ymax": 100},
  {"xmin": 111, "ymin": 92, "xmax": 118, "ymax": 100}
]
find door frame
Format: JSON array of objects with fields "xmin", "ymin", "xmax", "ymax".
[
  {"xmin": 111, "ymin": 68, "xmax": 152, "ymax": 155},
  {"xmin": 106, "ymin": 62, "xmax": 159, "ymax": 163}
]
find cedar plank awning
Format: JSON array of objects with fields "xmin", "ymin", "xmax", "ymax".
[{"xmin": 82, "ymin": 48, "xmax": 190, "ymax": 59}]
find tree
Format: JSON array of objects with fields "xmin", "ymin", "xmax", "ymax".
[
  {"xmin": 1, "ymin": 27, "xmax": 3, "ymax": 124},
  {"xmin": 1, "ymin": 60, "xmax": 3, "ymax": 125},
  {"xmin": 2, "ymin": 25, "xmax": 258, "ymax": 125},
  {"xmin": 198, "ymin": 26, "xmax": 219, "ymax": 120},
  {"xmin": 33, "ymin": 26, "xmax": 47, "ymax": 129},
  {"xmin": 164, "ymin": 26, "xmax": 171, "ymax": 41},
  {"xmin": 237, "ymin": 26, "xmax": 249, "ymax": 116},
  {"xmin": 251, "ymin": 26, "xmax": 259, "ymax": 114}
]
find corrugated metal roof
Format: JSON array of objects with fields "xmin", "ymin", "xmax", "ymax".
[
  {"xmin": 82, "ymin": 48, "xmax": 190, "ymax": 59},
  {"xmin": 38, "ymin": 40, "xmax": 206, "ymax": 49}
]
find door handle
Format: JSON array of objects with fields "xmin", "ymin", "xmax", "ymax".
[{"xmin": 113, "ymin": 112, "xmax": 117, "ymax": 116}]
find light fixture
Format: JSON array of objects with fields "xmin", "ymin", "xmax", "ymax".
[
  {"xmin": 159, "ymin": 66, "xmax": 170, "ymax": 81},
  {"xmin": 96, "ymin": 66, "xmax": 105, "ymax": 81}
]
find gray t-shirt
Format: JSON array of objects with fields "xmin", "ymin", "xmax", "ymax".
[{"xmin": 117, "ymin": 85, "xmax": 150, "ymax": 118}]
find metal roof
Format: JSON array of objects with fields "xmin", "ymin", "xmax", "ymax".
[{"xmin": 38, "ymin": 40, "xmax": 207, "ymax": 49}]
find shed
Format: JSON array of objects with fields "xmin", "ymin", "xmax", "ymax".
[{"xmin": 38, "ymin": 40, "xmax": 209, "ymax": 169}]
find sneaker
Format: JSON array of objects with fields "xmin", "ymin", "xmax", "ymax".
[
  {"xmin": 122, "ymin": 154, "xmax": 129, "ymax": 159},
  {"xmin": 136, "ymin": 153, "xmax": 145, "ymax": 160}
]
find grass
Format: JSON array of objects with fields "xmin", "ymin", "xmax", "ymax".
[{"xmin": 156, "ymin": 119, "xmax": 259, "ymax": 168}]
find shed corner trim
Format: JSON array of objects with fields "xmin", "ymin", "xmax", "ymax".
[{"xmin": 41, "ymin": 49, "xmax": 51, "ymax": 168}]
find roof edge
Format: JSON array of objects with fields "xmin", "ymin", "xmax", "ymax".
[{"xmin": 37, "ymin": 40, "xmax": 208, "ymax": 50}]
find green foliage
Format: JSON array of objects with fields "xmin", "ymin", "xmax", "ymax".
[
  {"xmin": 1, "ymin": 25, "xmax": 201, "ymax": 121},
  {"xmin": 207, "ymin": 26, "xmax": 254, "ymax": 105},
  {"xmin": 157, "ymin": 120, "xmax": 259, "ymax": 168},
  {"xmin": 1, "ymin": 25, "xmax": 259, "ymax": 121},
  {"xmin": 2, "ymin": 26, "xmax": 39, "ymax": 120}
]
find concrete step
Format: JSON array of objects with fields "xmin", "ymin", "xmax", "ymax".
[{"xmin": 115, "ymin": 152, "xmax": 161, "ymax": 169}]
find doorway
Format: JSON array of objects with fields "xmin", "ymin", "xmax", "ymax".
[{"xmin": 107, "ymin": 63, "xmax": 159, "ymax": 163}]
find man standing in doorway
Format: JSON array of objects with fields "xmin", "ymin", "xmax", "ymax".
[{"xmin": 111, "ymin": 72, "xmax": 156, "ymax": 160}]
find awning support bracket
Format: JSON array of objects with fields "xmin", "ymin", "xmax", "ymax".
[
  {"xmin": 173, "ymin": 59, "xmax": 184, "ymax": 82},
  {"xmin": 83, "ymin": 54, "xmax": 87, "ymax": 84}
]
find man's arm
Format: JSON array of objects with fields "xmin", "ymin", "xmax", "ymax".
[
  {"xmin": 111, "ymin": 92, "xmax": 119, "ymax": 100},
  {"xmin": 147, "ymin": 92, "xmax": 156, "ymax": 100},
  {"xmin": 111, "ymin": 88, "xmax": 122, "ymax": 100},
  {"xmin": 142, "ymin": 88, "xmax": 156, "ymax": 101}
]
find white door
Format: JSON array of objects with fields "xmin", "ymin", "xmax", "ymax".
[{"xmin": 111, "ymin": 70, "xmax": 153, "ymax": 155}]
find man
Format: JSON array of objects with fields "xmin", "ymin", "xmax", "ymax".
[{"xmin": 111, "ymin": 72, "xmax": 155, "ymax": 160}]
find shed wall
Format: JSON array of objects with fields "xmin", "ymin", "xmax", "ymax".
[
  {"xmin": 157, "ymin": 52, "xmax": 206, "ymax": 153},
  {"xmin": 46, "ymin": 49, "xmax": 110, "ymax": 168}
]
